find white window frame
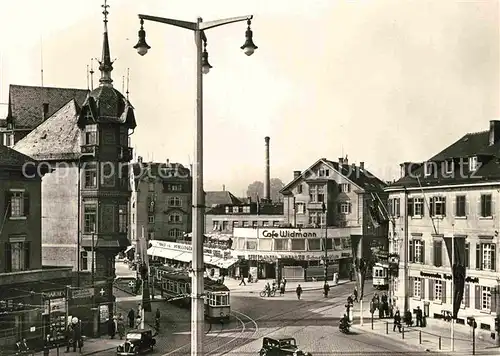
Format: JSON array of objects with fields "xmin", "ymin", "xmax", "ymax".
[
  {"xmin": 414, "ymin": 198, "xmax": 424, "ymax": 216},
  {"xmin": 168, "ymin": 213, "xmax": 182, "ymax": 224},
  {"xmin": 168, "ymin": 228, "xmax": 182, "ymax": 238},
  {"xmin": 469, "ymin": 156, "xmax": 478, "ymax": 171},
  {"xmin": 432, "ymin": 196, "xmax": 446, "ymax": 216},
  {"xmin": 414, "ymin": 240, "xmax": 422, "ymax": 263},
  {"xmin": 243, "ymin": 206, "xmax": 250, "ymax": 213},
  {"xmin": 434, "ymin": 280, "xmax": 442, "ymax": 301},
  {"xmin": 481, "ymin": 286, "xmax": 491, "ymax": 311},
  {"xmin": 148, "ymin": 215, "xmax": 155, "ymax": 223},
  {"xmin": 482, "ymin": 243, "xmax": 493, "ymax": 270},
  {"xmin": 413, "ymin": 277, "xmax": 422, "ymax": 299},
  {"xmin": 232, "ymin": 206, "xmax": 239, "ymax": 213},
  {"xmin": 84, "ymin": 124, "xmax": 97, "ymax": 145},
  {"xmin": 455, "ymin": 195, "xmax": 466, "ymax": 217},
  {"xmin": 296, "ymin": 202, "xmax": 305, "ymax": 214},
  {"xmin": 242, "ymin": 221, "xmax": 250, "ymax": 227},
  {"xmin": 10, "ymin": 192, "xmax": 24, "ymax": 217},
  {"xmin": 340, "ymin": 202, "xmax": 351, "ymax": 214},
  {"xmin": 169, "ymin": 197, "xmax": 182, "ymax": 206},
  {"xmin": 318, "ymin": 168, "xmax": 325, "ymax": 177}
]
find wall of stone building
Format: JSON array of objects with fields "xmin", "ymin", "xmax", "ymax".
[
  {"xmin": 41, "ymin": 163, "xmax": 79, "ymax": 268},
  {"xmin": 0, "ymin": 170, "xmax": 43, "ymax": 271}
]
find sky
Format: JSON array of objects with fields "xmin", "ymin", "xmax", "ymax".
[{"xmin": 0, "ymin": 0, "xmax": 498, "ymax": 196}]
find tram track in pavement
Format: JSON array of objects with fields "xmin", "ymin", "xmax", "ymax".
[
  {"xmin": 160, "ymin": 285, "xmax": 373, "ymax": 356},
  {"xmin": 203, "ymin": 288, "xmax": 375, "ymax": 356}
]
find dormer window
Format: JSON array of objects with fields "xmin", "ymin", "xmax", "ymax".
[
  {"xmin": 444, "ymin": 160, "xmax": 454, "ymax": 174},
  {"xmin": 319, "ymin": 168, "xmax": 330, "ymax": 177},
  {"xmin": 225, "ymin": 206, "xmax": 230, "ymax": 213},
  {"xmin": 469, "ymin": 156, "xmax": 478, "ymax": 171}
]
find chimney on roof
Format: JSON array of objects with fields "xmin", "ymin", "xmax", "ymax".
[
  {"xmin": 293, "ymin": 170, "xmax": 301, "ymax": 179},
  {"xmin": 338, "ymin": 157, "xmax": 344, "ymax": 165},
  {"xmin": 247, "ymin": 196, "xmax": 251, "ymax": 203},
  {"xmin": 222, "ymin": 184, "xmax": 225, "ymax": 191},
  {"xmin": 360, "ymin": 162, "xmax": 364, "ymax": 170},
  {"xmin": 166, "ymin": 158, "xmax": 170, "ymax": 165},
  {"xmin": 489, "ymin": 120, "xmax": 500, "ymax": 146},
  {"xmin": 264, "ymin": 136, "xmax": 271, "ymax": 202},
  {"xmin": 42, "ymin": 103, "xmax": 49, "ymax": 120},
  {"xmin": 138, "ymin": 156, "xmax": 143, "ymax": 163},
  {"xmin": 344, "ymin": 155, "xmax": 348, "ymax": 165}
]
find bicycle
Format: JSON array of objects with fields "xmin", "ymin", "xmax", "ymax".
[{"xmin": 259, "ymin": 289, "xmax": 276, "ymax": 297}]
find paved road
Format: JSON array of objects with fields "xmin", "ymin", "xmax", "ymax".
[{"xmin": 95, "ymin": 283, "xmax": 448, "ymax": 355}]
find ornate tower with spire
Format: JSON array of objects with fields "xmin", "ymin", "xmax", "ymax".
[{"xmin": 76, "ymin": 0, "xmax": 136, "ymax": 324}]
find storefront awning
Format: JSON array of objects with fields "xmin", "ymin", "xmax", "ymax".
[
  {"xmin": 175, "ymin": 252, "xmax": 193, "ymax": 263},
  {"xmin": 216, "ymin": 258, "xmax": 238, "ymax": 269},
  {"xmin": 147, "ymin": 247, "xmax": 184, "ymax": 260},
  {"xmin": 124, "ymin": 245, "xmax": 135, "ymax": 253}
]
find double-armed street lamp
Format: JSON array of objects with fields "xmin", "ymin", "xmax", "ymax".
[{"xmin": 134, "ymin": 13, "xmax": 257, "ymax": 356}]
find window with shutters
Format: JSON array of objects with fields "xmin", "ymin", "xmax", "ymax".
[
  {"xmin": 168, "ymin": 197, "xmax": 182, "ymax": 207},
  {"xmin": 309, "ymin": 212, "xmax": 325, "ymax": 225},
  {"xmin": 455, "ymin": 195, "xmax": 466, "ymax": 217},
  {"xmin": 413, "ymin": 277, "xmax": 422, "ymax": 298},
  {"xmin": 309, "ymin": 185, "xmax": 324, "ymax": 202},
  {"xmin": 413, "ymin": 240, "xmax": 424, "ymax": 263},
  {"xmin": 481, "ymin": 286, "xmax": 491, "ymax": 311},
  {"xmin": 83, "ymin": 163, "xmax": 97, "ymax": 188},
  {"xmin": 387, "ymin": 198, "xmax": 400, "ymax": 217},
  {"xmin": 476, "ymin": 242, "xmax": 496, "ymax": 271},
  {"xmin": 297, "ymin": 184, "xmax": 303, "ymax": 194},
  {"xmin": 148, "ymin": 215, "xmax": 155, "ymax": 224},
  {"xmin": 434, "ymin": 280, "xmax": 443, "ymax": 301},
  {"xmin": 430, "ymin": 196, "xmax": 446, "ymax": 217},
  {"xmin": 4, "ymin": 238, "xmax": 30, "ymax": 272},
  {"xmin": 168, "ymin": 213, "xmax": 182, "ymax": 224},
  {"xmin": 433, "ymin": 240, "xmax": 443, "ymax": 267},
  {"xmin": 296, "ymin": 203, "xmax": 305, "ymax": 214},
  {"xmin": 480, "ymin": 194, "xmax": 492, "ymax": 217}
]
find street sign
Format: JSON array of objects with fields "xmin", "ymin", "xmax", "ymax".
[{"xmin": 70, "ymin": 288, "xmax": 93, "ymax": 299}]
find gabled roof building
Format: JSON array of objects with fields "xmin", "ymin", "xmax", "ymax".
[{"xmin": 386, "ymin": 120, "xmax": 500, "ymax": 336}]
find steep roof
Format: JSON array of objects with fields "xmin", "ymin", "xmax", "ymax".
[
  {"xmin": 390, "ymin": 126, "xmax": 500, "ymax": 189},
  {"xmin": 13, "ymin": 100, "xmax": 82, "ymax": 161},
  {"xmin": 281, "ymin": 158, "xmax": 387, "ymax": 193},
  {"xmin": 4, "ymin": 84, "xmax": 88, "ymax": 130},
  {"xmin": 205, "ymin": 191, "xmax": 242, "ymax": 207},
  {"xmin": 0, "ymin": 144, "xmax": 37, "ymax": 169}
]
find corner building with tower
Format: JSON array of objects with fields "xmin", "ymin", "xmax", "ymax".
[
  {"xmin": 386, "ymin": 120, "xmax": 500, "ymax": 337},
  {"xmin": 13, "ymin": 3, "xmax": 135, "ymax": 335}
]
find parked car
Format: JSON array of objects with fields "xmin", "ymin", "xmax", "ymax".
[
  {"xmin": 116, "ymin": 329, "xmax": 156, "ymax": 355},
  {"xmin": 258, "ymin": 336, "xmax": 312, "ymax": 356}
]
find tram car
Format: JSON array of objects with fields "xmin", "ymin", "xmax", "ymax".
[
  {"xmin": 154, "ymin": 266, "xmax": 231, "ymax": 321},
  {"xmin": 372, "ymin": 262, "xmax": 389, "ymax": 289}
]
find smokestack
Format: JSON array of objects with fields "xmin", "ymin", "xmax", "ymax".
[{"xmin": 264, "ymin": 136, "xmax": 271, "ymax": 202}]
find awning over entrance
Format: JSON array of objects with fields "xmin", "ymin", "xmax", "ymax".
[{"xmin": 147, "ymin": 247, "xmax": 183, "ymax": 260}]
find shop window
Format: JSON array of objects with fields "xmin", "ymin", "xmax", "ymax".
[
  {"xmin": 246, "ymin": 239, "xmax": 257, "ymax": 250},
  {"xmin": 291, "ymin": 239, "xmax": 305, "ymax": 251},
  {"xmin": 308, "ymin": 239, "xmax": 321, "ymax": 251},
  {"xmin": 274, "ymin": 239, "xmax": 288, "ymax": 251}
]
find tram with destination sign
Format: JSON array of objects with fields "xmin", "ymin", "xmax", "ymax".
[
  {"xmin": 372, "ymin": 262, "xmax": 389, "ymax": 289},
  {"xmin": 153, "ymin": 266, "xmax": 231, "ymax": 321}
]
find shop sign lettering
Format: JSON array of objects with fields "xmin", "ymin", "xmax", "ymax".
[{"xmin": 261, "ymin": 229, "xmax": 317, "ymax": 238}]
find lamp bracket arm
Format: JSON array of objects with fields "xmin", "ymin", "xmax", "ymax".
[
  {"xmin": 138, "ymin": 14, "xmax": 197, "ymax": 31},
  {"xmin": 200, "ymin": 15, "xmax": 253, "ymax": 31}
]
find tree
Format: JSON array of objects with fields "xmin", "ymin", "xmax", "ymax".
[{"xmin": 246, "ymin": 178, "xmax": 284, "ymax": 202}]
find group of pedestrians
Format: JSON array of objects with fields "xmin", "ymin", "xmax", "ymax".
[
  {"xmin": 106, "ymin": 314, "xmax": 126, "ymax": 340},
  {"xmin": 125, "ymin": 305, "xmax": 161, "ymax": 336}
]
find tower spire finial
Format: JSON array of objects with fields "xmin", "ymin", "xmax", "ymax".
[{"xmin": 98, "ymin": 0, "xmax": 113, "ymax": 86}]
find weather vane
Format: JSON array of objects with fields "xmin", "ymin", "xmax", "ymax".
[{"xmin": 102, "ymin": 0, "xmax": 109, "ymax": 23}]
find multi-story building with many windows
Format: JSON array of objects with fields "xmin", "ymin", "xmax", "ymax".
[
  {"xmin": 131, "ymin": 157, "xmax": 192, "ymax": 242},
  {"xmin": 386, "ymin": 120, "xmax": 500, "ymax": 335}
]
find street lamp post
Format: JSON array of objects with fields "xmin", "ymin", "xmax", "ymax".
[
  {"xmin": 134, "ymin": 14, "xmax": 257, "ymax": 356},
  {"xmin": 322, "ymin": 202, "xmax": 328, "ymax": 285}
]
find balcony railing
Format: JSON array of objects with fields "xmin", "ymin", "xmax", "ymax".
[{"xmin": 81, "ymin": 144, "xmax": 97, "ymax": 156}]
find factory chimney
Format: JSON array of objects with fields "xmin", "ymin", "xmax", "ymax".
[{"xmin": 264, "ymin": 136, "xmax": 271, "ymax": 202}]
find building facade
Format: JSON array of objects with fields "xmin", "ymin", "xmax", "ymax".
[
  {"xmin": 131, "ymin": 158, "xmax": 192, "ymax": 242},
  {"xmin": 13, "ymin": 6, "xmax": 135, "ymax": 331},
  {"xmin": 205, "ymin": 199, "xmax": 285, "ymax": 233},
  {"xmin": 387, "ymin": 120, "xmax": 500, "ymax": 335},
  {"xmin": 0, "ymin": 84, "xmax": 88, "ymax": 146},
  {"xmin": 0, "ymin": 145, "xmax": 72, "ymax": 347}
]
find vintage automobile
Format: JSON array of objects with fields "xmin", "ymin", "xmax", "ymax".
[
  {"xmin": 258, "ymin": 336, "xmax": 312, "ymax": 356},
  {"xmin": 116, "ymin": 329, "xmax": 156, "ymax": 355}
]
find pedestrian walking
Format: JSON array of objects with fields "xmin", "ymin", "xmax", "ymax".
[
  {"xmin": 127, "ymin": 308, "xmax": 135, "ymax": 328},
  {"xmin": 239, "ymin": 275, "xmax": 246, "ymax": 286},
  {"xmin": 155, "ymin": 308, "xmax": 161, "ymax": 334},
  {"xmin": 117, "ymin": 314, "xmax": 126, "ymax": 339},
  {"xmin": 415, "ymin": 306, "xmax": 423, "ymax": 327},
  {"xmin": 381, "ymin": 292, "xmax": 389, "ymax": 318},
  {"xmin": 323, "ymin": 282, "xmax": 330, "ymax": 297},
  {"xmin": 65, "ymin": 323, "xmax": 74, "ymax": 353},
  {"xmin": 296, "ymin": 284, "xmax": 302, "ymax": 300},
  {"xmin": 353, "ymin": 286, "xmax": 358, "ymax": 302},
  {"xmin": 279, "ymin": 281, "xmax": 285, "ymax": 296},
  {"xmin": 393, "ymin": 310, "xmax": 402, "ymax": 332},
  {"xmin": 108, "ymin": 316, "xmax": 117, "ymax": 339}
]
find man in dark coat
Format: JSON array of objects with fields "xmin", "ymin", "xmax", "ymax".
[
  {"xmin": 415, "ymin": 306, "xmax": 423, "ymax": 327},
  {"xmin": 108, "ymin": 316, "xmax": 117, "ymax": 339},
  {"xmin": 128, "ymin": 308, "xmax": 135, "ymax": 328}
]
